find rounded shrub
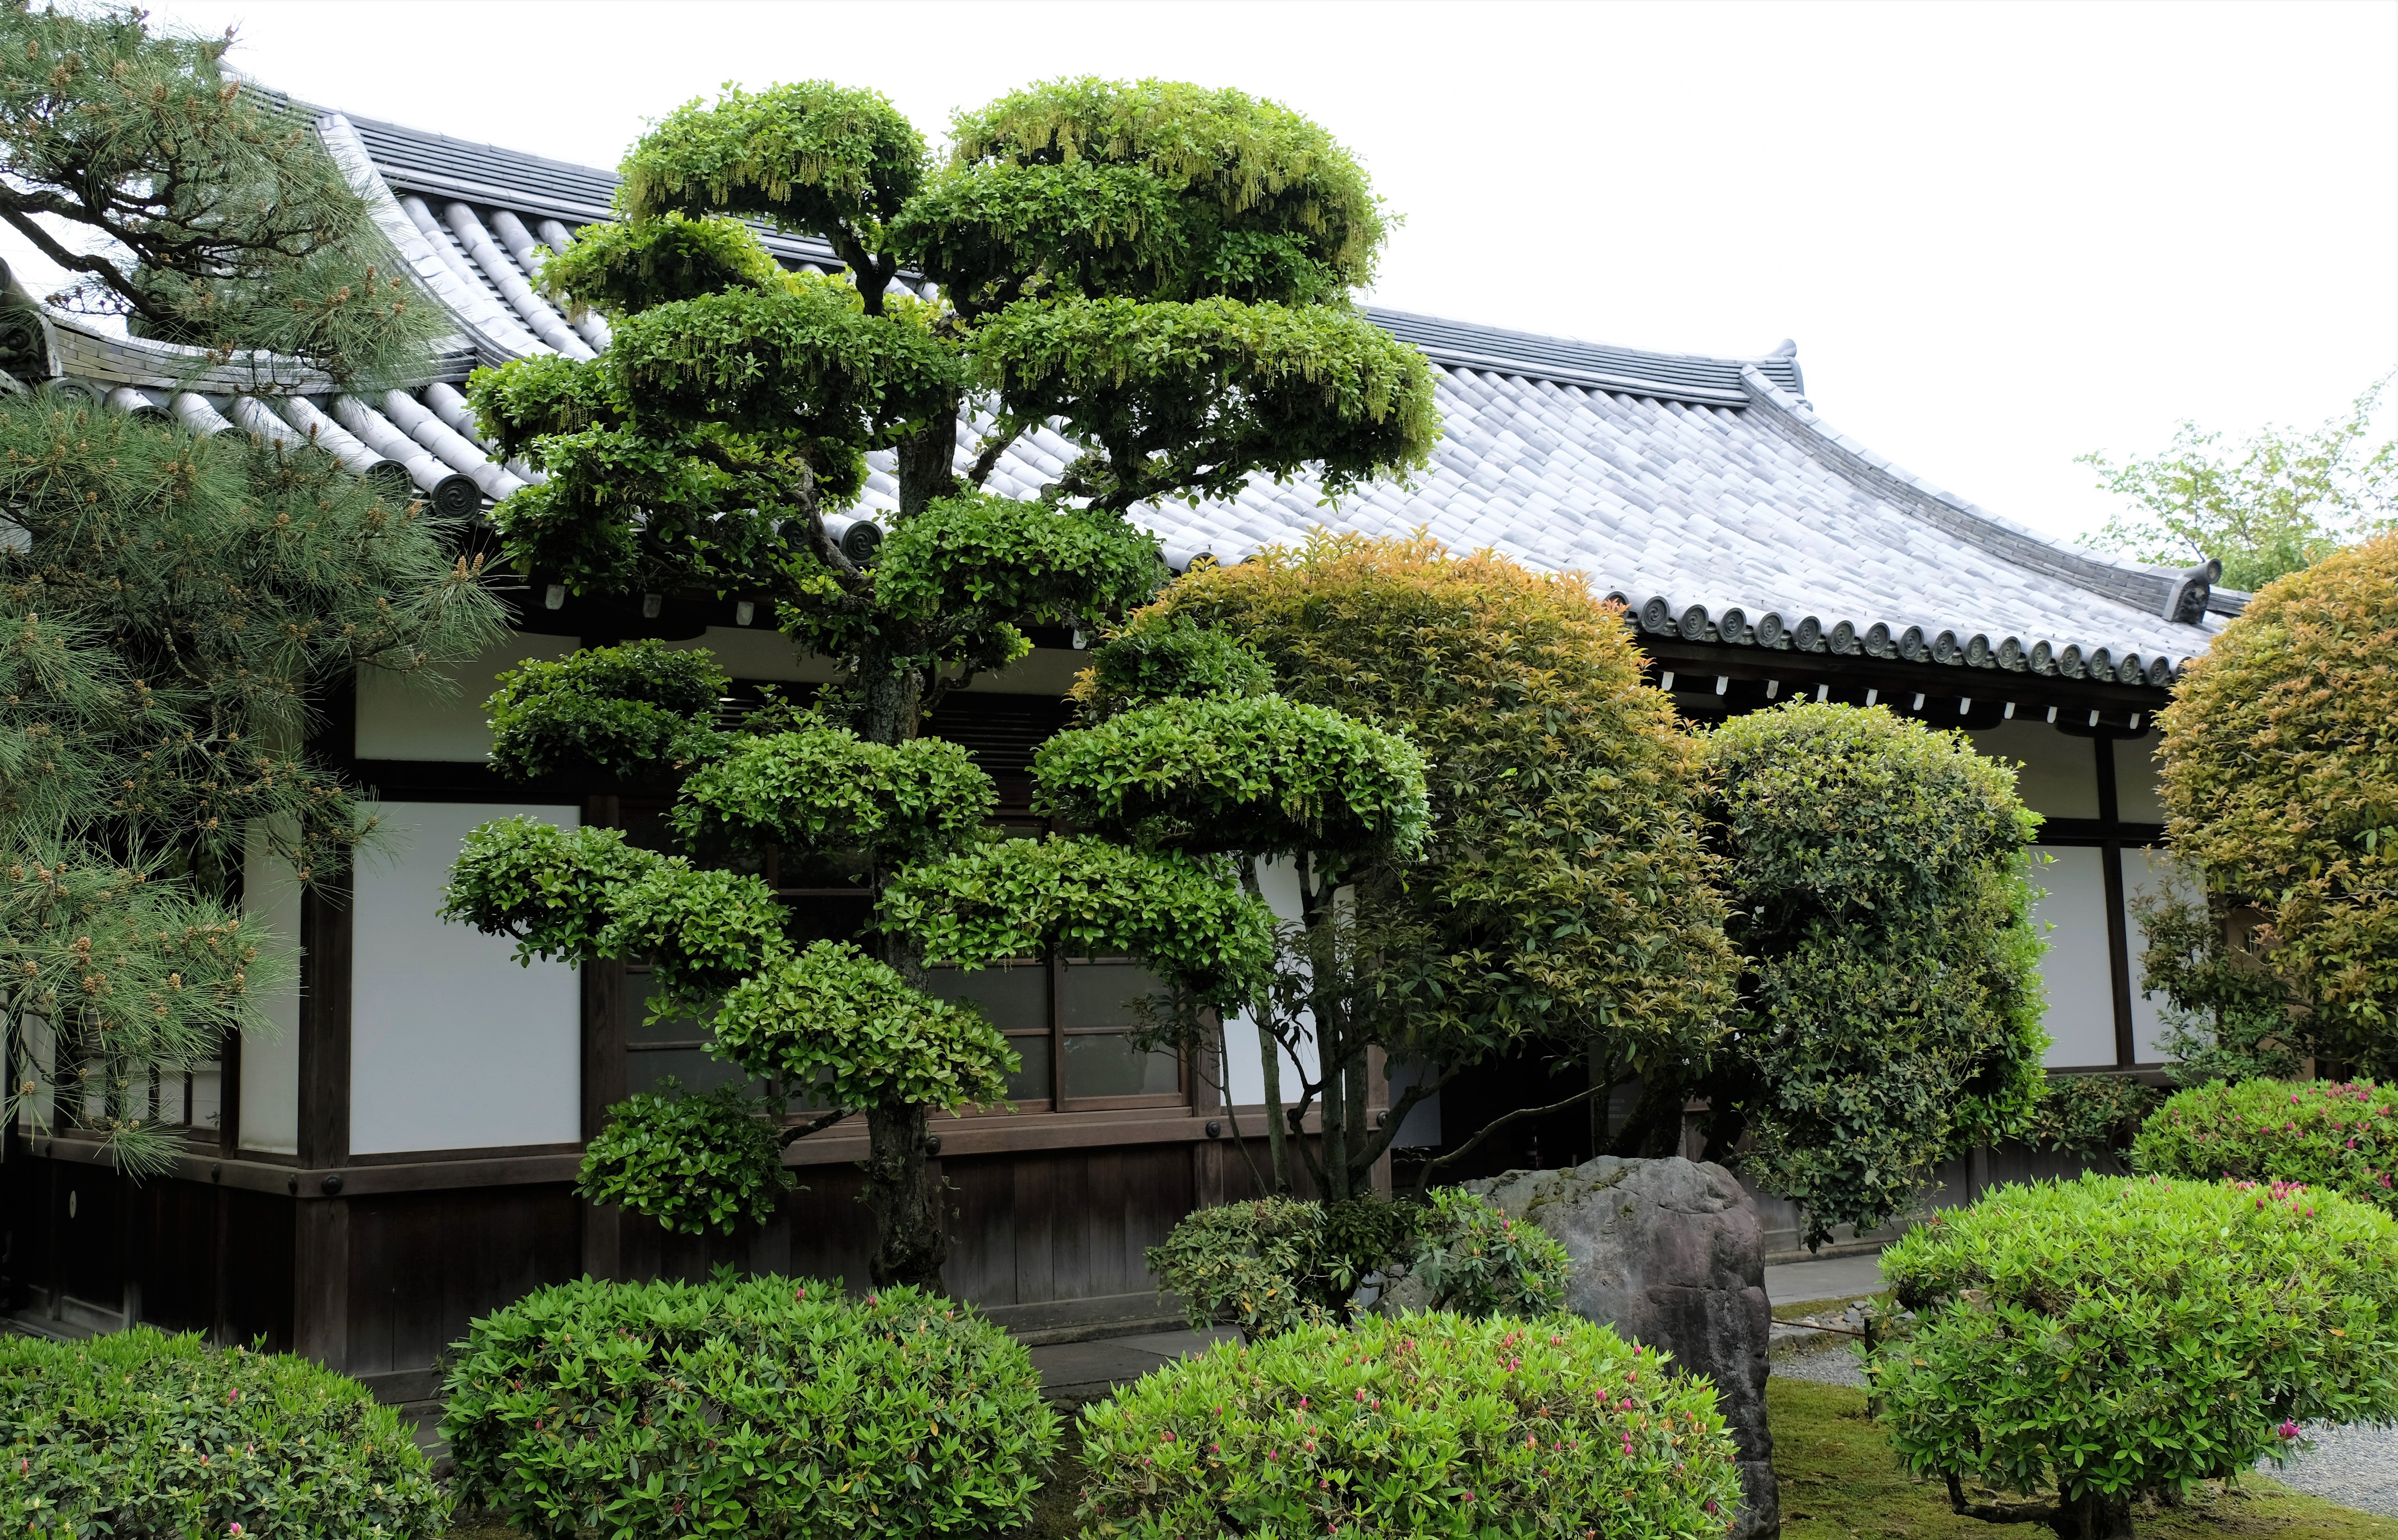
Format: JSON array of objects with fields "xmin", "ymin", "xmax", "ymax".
[
  {"xmin": 0, "ymin": 1326, "xmax": 445, "ymax": 1539},
  {"xmin": 1399, "ymin": 1186, "xmax": 1569, "ymax": 1319},
  {"xmin": 2132, "ymin": 1076, "xmax": 2398, "ymax": 1210},
  {"xmin": 1075, "ymin": 1310, "xmax": 1742, "ymax": 1538},
  {"xmin": 1869, "ymin": 1173, "xmax": 2398, "ymax": 1533},
  {"xmin": 440, "ymin": 1274, "xmax": 1060, "ymax": 1540}
]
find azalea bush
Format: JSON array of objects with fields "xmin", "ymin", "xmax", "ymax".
[
  {"xmin": 2131, "ymin": 1077, "xmax": 2398, "ymax": 1211},
  {"xmin": 0, "ymin": 1328, "xmax": 444, "ymax": 1540},
  {"xmin": 1868, "ymin": 1173, "xmax": 2398, "ymax": 1537},
  {"xmin": 440, "ymin": 1274, "xmax": 1059, "ymax": 1540},
  {"xmin": 1075, "ymin": 1310, "xmax": 1741, "ymax": 1538}
]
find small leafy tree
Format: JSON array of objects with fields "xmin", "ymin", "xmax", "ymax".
[
  {"xmin": 1681, "ymin": 702, "xmax": 2047, "ymax": 1247},
  {"xmin": 446, "ymin": 78, "xmax": 1438, "ymax": 1288},
  {"xmin": 2078, "ymin": 375, "xmax": 2394, "ymax": 592},
  {"xmin": 0, "ymin": 1, "xmax": 444, "ymax": 382},
  {"xmin": 1870, "ymin": 1173, "xmax": 2398, "ymax": 1540},
  {"xmin": 2144, "ymin": 532, "xmax": 2398, "ymax": 1079},
  {"xmin": 1084, "ymin": 532, "xmax": 1738, "ymax": 1201}
]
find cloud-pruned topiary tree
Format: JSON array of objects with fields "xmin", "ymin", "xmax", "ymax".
[
  {"xmin": 2141, "ymin": 532, "xmax": 2398, "ymax": 1079},
  {"xmin": 441, "ymin": 79, "xmax": 1439, "ymax": 1289},
  {"xmin": 1687, "ymin": 702, "xmax": 2048, "ymax": 1247}
]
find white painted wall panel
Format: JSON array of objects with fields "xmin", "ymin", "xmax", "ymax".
[
  {"xmin": 2125, "ymin": 845, "xmax": 2199, "ymax": 1063},
  {"xmin": 349, "ymin": 801, "xmax": 581, "ymax": 1155},
  {"xmin": 238, "ymin": 823, "xmax": 301, "ymax": 1156},
  {"xmin": 354, "ymin": 631, "xmax": 578, "ymax": 762},
  {"xmin": 2032, "ymin": 845, "xmax": 2117, "ymax": 1067},
  {"xmin": 1222, "ymin": 857, "xmax": 1321, "ymax": 1108},
  {"xmin": 2115, "ymin": 730, "xmax": 2166, "ymax": 824},
  {"xmin": 1966, "ymin": 720, "xmax": 2099, "ymax": 819}
]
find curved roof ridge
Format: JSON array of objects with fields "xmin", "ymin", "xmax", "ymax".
[
  {"xmin": 1735, "ymin": 364, "xmax": 2245, "ymax": 619},
  {"xmin": 1370, "ymin": 307, "xmax": 1804, "ymax": 406}
]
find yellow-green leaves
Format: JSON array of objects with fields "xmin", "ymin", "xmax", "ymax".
[
  {"xmin": 939, "ymin": 78, "xmax": 1385, "ymax": 304},
  {"xmin": 574, "ymin": 1080, "xmax": 796, "ymax": 1235},
  {"xmin": 2158, "ymin": 532, "xmax": 2398, "ymax": 1057},
  {"xmin": 537, "ymin": 210, "xmax": 789, "ymax": 318},
  {"xmin": 968, "ymin": 295, "xmax": 1437, "ymax": 509},
  {"xmin": 1032, "ymin": 693, "xmax": 1429, "ymax": 861},
  {"xmin": 620, "ymin": 81, "xmax": 926, "ymax": 246},
  {"xmin": 871, "ymin": 491, "xmax": 1166, "ymax": 631},
  {"xmin": 484, "ymin": 638, "xmax": 729, "ymax": 783}
]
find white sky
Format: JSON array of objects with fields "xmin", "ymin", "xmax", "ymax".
[{"xmin": 123, "ymin": 0, "xmax": 2398, "ymax": 546}]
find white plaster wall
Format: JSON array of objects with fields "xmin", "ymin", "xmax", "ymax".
[
  {"xmin": 2125, "ymin": 845, "xmax": 2199, "ymax": 1063},
  {"xmin": 238, "ymin": 823, "xmax": 302, "ymax": 1156},
  {"xmin": 2115, "ymin": 729, "xmax": 2167, "ymax": 824},
  {"xmin": 354, "ymin": 631, "xmax": 579, "ymax": 763},
  {"xmin": 1221, "ymin": 856, "xmax": 1322, "ymax": 1107},
  {"xmin": 661, "ymin": 626, "xmax": 837, "ymax": 684},
  {"xmin": 349, "ymin": 801, "xmax": 581, "ymax": 1155},
  {"xmin": 1966, "ymin": 719, "xmax": 2100, "ymax": 820},
  {"xmin": 2032, "ymin": 845, "xmax": 2117, "ymax": 1066}
]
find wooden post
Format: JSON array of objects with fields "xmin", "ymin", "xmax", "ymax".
[
  {"xmin": 293, "ymin": 875, "xmax": 353, "ymax": 1369},
  {"xmin": 2094, "ymin": 735, "xmax": 2138, "ymax": 1067},
  {"xmin": 580, "ymin": 795, "xmax": 627, "ymax": 1281}
]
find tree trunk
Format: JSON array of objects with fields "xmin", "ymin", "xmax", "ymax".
[
  {"xmin": 862, "ymin": 1100, "xmax": 946, "ymax": 1291},
  {"xmin": 1259, "ymin": 1018, "xmax": 1292, "ymax": 1194},
  {"xmin": 2055, "ymin": 1489, "xmax": 2135, "ymax": 1540}
]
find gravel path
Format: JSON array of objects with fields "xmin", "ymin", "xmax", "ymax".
[
  {"xmin": 2263, "ymin": 1424, "xmax": 2398, "ymax": 1518},
  {"xmin": 1769, "ymin": 1340, "xmax": 2398, "ymax": 1519}
]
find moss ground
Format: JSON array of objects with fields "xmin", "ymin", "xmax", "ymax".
[
  {"xmin": 1773, "ymin": 1377, "xmax": 2398, "ymax": 1539},
  {"xmin": 443, "ymin": 1378, "xmax": 2398, "ymax": 1539}
]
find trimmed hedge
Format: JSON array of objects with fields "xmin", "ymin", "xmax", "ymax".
[
  {"xmin": 1075, "ymin": 1310, "xmax": 1742, "ymax": 1538},
  {"xmin": 0, "ymin": 1327, "xmax": 444, "ymax": 1540},
  {"xmin": 440, "ymin": 1275, "xmax": 1059, "ymax": 1540},
  {"xmin": 1870, "ymin": 1173, "xmax": 2398, "ymax": 1521},
  {"xmin": 2132, "ymin": 1076, "xmax": 2398, "ymax": 1210}
]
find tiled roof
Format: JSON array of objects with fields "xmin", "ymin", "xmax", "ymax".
[{"xmin": 8, "ymin": 106, "xmax": 2238, "ymax": 690}]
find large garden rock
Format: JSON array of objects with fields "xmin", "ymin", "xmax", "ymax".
[{"xmin": 1463, "ymin": 1156, "xmax": 1779, "ymax": 1540}]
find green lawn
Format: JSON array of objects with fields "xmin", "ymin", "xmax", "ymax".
[{"xmin": 445, "ymin": 1378, "xmax": 2398, "ymax": 1539}]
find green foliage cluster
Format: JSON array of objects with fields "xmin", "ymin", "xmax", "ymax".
[
  {"xmin": 1117, "ymin": 531, "xmax": 1737, "ymax": 1199},
  {"xmin": 1870, "ymin": 1174, "xmax": 2398, "ymax": 1531},
  {"xmin": 1699, "ymin": 702, "xmax": 2048, "ymax": 1246},
  {"xmin": 0, "ymin": 3, "xmax": 446, "ymax": 380},
  {"xmin": 1033, "ymin": 693, "xmax": 1428, "ymax": 860},
  {"xmin": 881, "ymin": 834, "xmax": 1275, "ymax": 1007},
  {"xmin": 1074, "ymin": 1310, "xmax": 1741, "ymax": 1538},
  {"xmin": 671, "ymin": 724, "xmax": 993, "ymax": 863},
  {"xmin": 2024, "ymin": 1074, "xmax": 2162, "ymax": 1163},
  {"xmin": 1145, "ymin": 1190, "xmax": 1565, "ymax": 1341},
  {"xmin": 440, "ymin": 1274, "xmax": 1060, "ymax": 1540},
  {"xmin": 574, "ymin": 1080, "xmax": 797, "ymax": 1236},
  {"xmin": 2080, "ymin": 377, "xmax": 2395, "ymax": 591},
  {"xmin": 0, "ymin": 390, "xmax": 498, "ymax": 1172},
  {"xmin": 2130, "ymin": 873, "xmax": 2305, "ymax": 1086},
  {"xmin": 1145, "ymin": 1195, "xmax": 1413, "ymax": 1341},
  {"xmin": 910, "ymin": 77, "xmax": 1385, "ymax": 310},
  {"xmin": 2151, "ymin": 533, "xmax": 2398, "ymax": 1073},
  {"xmin": 484, "ymin": 639, "xmax": 729, "ymax": 782},
  {"xmin": 1072, "ymin": 614, "xmax": 1272, "ymax": 719},
  {"xmin": 713, "ymin": 940, "xmax": 1015, "ymax": 1109},
  {"xmin": 2131, "ymin": 1078, "xmax": 2398, "ymax": 1212},
  {"xmin": 0, "ymin": 1327, "xmax": 444, "ymax": 1540},
  {"xmin": 1399, "ymin": 1187, "xmax": 1570, "ymax": 1321}
]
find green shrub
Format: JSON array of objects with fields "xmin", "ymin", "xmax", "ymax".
[
  {"xmin": 2131, "ymin": 1076, "xmax": 2398, "ymax": 1210},
  {"xmin": 1868, "ymin": 1173, "xmax": 2398, "ymax": 1533},
  {"xmin": 1145, "ymin": 1195, "xmax": 1406, "ymax": 1340},
  {"xmin": 484, "ymin": 638, "xmax": 728, "ymax": 781},
  {"xmin": 574, "ymin": 1078, "xmax": 796, "ymax": 1236},
  {"xmin": 1076, "ymin": 1309, "xmax": 1741, "ymax": 1538},
  {"xmin": 1147, "ymin": 1191, "xmax": 1570, "ymax": 1341},
  {"xmin": 2025, "ymin": 1073, "xmax": 2163, "ymax": 1162},
  {"xmin": 441, "ymin": 1274, "xmax": 1059, "ymax": 1540},
  {"xmin": 0, "ymin": 1327, "xmax": 444, "ymax": 1540},
  {"xmin": 1402, "ymin": 1186, "xmax": 1569, "ymax": 1318}
]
